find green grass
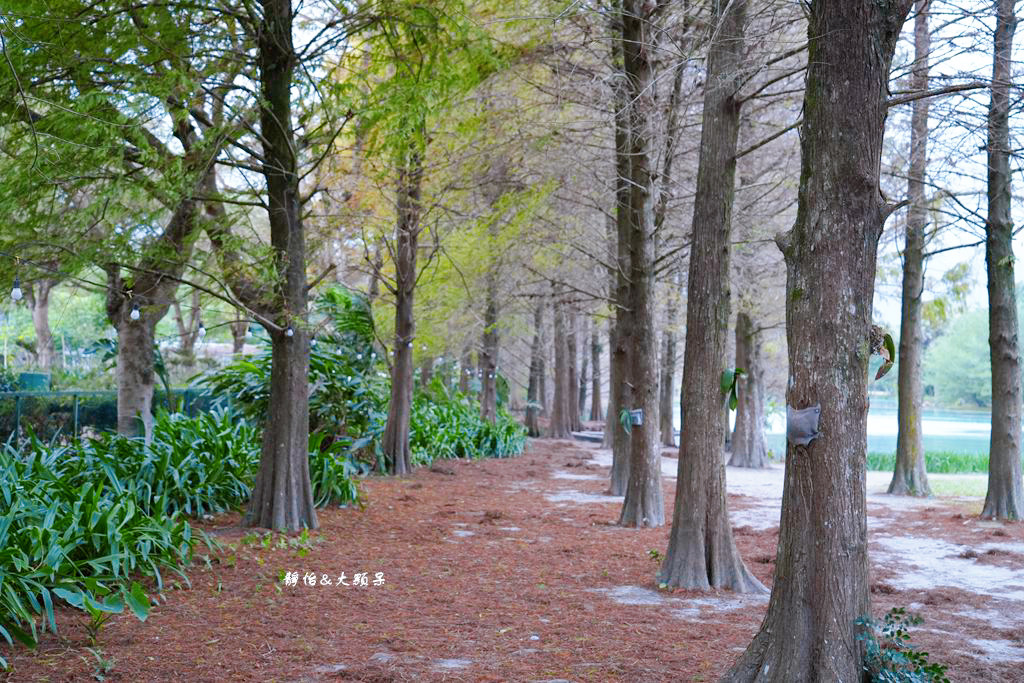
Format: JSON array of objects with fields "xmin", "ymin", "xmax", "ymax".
[
  {"xmin": 927, "ymin": 475, "xmax": 989, "ymax": 498},
  {"xmin": 867, "ymin": 450, "xmax": 991, "ymax": 474}
]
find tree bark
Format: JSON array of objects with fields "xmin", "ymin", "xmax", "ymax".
[
  {"xmin": 382, "ymin": 156, "xmax": 423, "ymax": 475},
  {"xmin": 105, "ymin": 191, "xmax": 203, "ymax": 440},
  {"xmin": 567, "ymin": 308, "xmax": 581, "ymax": 431},
  {"xmin": 589, "ymin": 319, "xmax": 603, "ymax": 421},
  {"xmin": 578, "ymin": 316, "xmax": 589, "ymax": 423},
  {"xmin": 25, "ymin": 279, "xmax": 58, "ymax": 371},
  {"xmin": 245, "ymin": 0, "xmax": 318, "ymax": 531},
  {"xmin": 606, "ymin": 11, "xmax": 633, "ymax": 494},
  {"xmin": 659, "ymin": 273, "xmax": 680, "ymax": 447},
  {"xmin": 890, "ymin": 0, "xmax": 932, "ymax": 497},
  {"xmin": 660, "ymin": 0, "xmax": 759, "ymax": 586},
  {"xmin": 231, "ymin": 318, "xmax": 248, "ymax": 355},
  {"xmin": 549, "ymin": 298, "xmax": 573, "ymax": 438},
  {"xmin": 723, "ymin": 1, "xmax": 912, "ymax": 679},
  {"xmin": 526, "ymin": 302, "xmax": 544, "ymax": 437},
  {"xmin": 172, "ymin": 288, "xmax": 201, "ymax": 364},
  {"xmin": 729, "ymin": 311, "xmax": 769, "ymax": 468},
  {"xmin": 617, "ymin": 0, "xmax": 663, "ymax": 528},
  {"xmin": 458, "ymin": 345, "xmax": 472, "ymax": 394},
  {"xmin": 115, "ymin": 314, "xmax": 157, "ymax": 438},
  {"xmin": 419, "ymin": 356, "xmax": 434, "ymax": 390},
  {"xmin": 480, "ymin": 277, "xmax": 499, "ymax": 423},
  {"xmin": 983, "ymin": 0, "xmax": 1024, "ymax": 520}
]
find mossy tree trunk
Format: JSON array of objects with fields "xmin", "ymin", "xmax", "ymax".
[
  {"xmin": 659, "ymin": 0, "xmax": 759, "ymax": 587},
  {"xmin": 983, "ymin": 0, "xmax": 1024, "ymax": 520},
  {"xmin": 723, "ymin": 0, "xmax": 912, "ymax": 678},
  {"xmin": 890, "ymin": 0, "xmax": 932, "ymax": 497},
  {"xmin": 617, "ymin": 0, "xmax": 664, "ymax": 528},
  {"xmin": 729, "ymin": 311, "xmax": 768, "ymax": 469}
]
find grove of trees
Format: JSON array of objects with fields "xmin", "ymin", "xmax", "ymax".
[{"xmin": 2, "ymin": 0, "xmax": 1023, "ymax": 679}]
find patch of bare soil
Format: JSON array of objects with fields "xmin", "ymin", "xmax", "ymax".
[{"xmin": 2, "ymin": 439, "xmax": 1021, "ymax": 682}]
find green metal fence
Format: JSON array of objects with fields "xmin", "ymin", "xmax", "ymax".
[{"xmin": 0, "ymin": 388, "xmax": 224, "ymax": 442}]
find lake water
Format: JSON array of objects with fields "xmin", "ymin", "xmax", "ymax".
[{"xmin": 675, "ymin": 399, "xmax": 994, "ymax": 455}]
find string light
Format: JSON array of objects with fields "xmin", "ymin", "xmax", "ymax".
[
  {"xmin": 129, "ymin": 303, "xmax": 141, "ymax": 321},
  {"xmin": 10, "ymin": 277, "xmax": 22, "ymax": 302},
  {"xmin": 285, "ymin": 326, "xmax": 294, "ymax": 338},
  {"xmin": 197, "ymin": 322, "xmax": 207, "ymax": 339}
]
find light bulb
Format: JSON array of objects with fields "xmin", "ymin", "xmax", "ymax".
[
  {"xmin": 197, "ymin": 324, "xmax": 206, "ymax": 339},
  {"xmin": 407, "ymin": 341, "xmax": 413, "ymax": 348},
  {"xmin": 129, "ymin": 304, "xmax": 140, "ymax": 321},
  {"xmin": 285, "ymin": 326, "xmax": 294, "ymax": 338},
  {"xmin": 311, "ymin": 339, "xmax": 317, "ymax": 347},
  {"xmin": 357, "ymin": 353, "xmax": 362, "ymax": 360},
  {"xmin": 10, "ymin": 277, "xmax": 22, "ymax": 302}
]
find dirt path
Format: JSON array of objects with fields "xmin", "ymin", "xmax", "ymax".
[{"xmin": 4, "ymin": 439, "xmax": 1023, "ymax": 682}]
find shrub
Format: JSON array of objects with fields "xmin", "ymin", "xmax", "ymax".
[
  {"xmin": 857, "ymin": 607, "xmax": 950, "ymax": 683},
  {"xmin": 866, "ymin": 451, "xmax": 990, "ymax": 474},
  {"xmin": 410, "ymin": 381, "xmax": 526, "ymax": 465},
  {"xmin": 0, "ymin": 437, "xmax": 190, "ymax": 668},
  {"xmin": 0, "ymin": 408, "xmax": 361, "ymax": 669},
  {"xmin": 198, "ymin": 285, "xmax": 526, "ymax": 473}
]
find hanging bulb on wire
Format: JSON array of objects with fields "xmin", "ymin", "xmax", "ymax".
[
  {"xmin": 10, "ymin": 277, "xmax": 22, "ymax": 302},
  {"xmin": 285, "ymin": 326, "xmax": 294, "ymax": 338},
  {"xmin": 197, "ymin": 322, "xmax": 207, "ymax": 339},
  {"xmin": 129, "ymin": 303, "xmax": 141, "ymax": 321}
]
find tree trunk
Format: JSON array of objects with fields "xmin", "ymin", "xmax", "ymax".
[
  {"xmin": 567, "ymin": 308, "xmax": 581, "ymax": 431},
  {"xmin": 526, "ymin": 303, "xmax": 544, "ymax": 437},
  {"xmin": 172, "ymin": 288, "xmax": 201, "ymax": 364},
  {"xmin": 578, "ymin": 316, "xmax": 589, "ymax": 423},
  {"xmin": 105, "ymin": 193, "xmax": 202, "ymax": 441},
  {"xmin": 419, "ymin": 357, "xmax": 433, "ymax": 390},
  {"xmin": 723, "ymin": 1, "xmax": 912, "ymax": 678},
  {"xmin": 548, "ymin": 298, "xmax": 572, "ymax": 438},
  {"xmin": 367, "ymin": 239, "xmax": 383, "ymax": 305},
  {"xmin": 480, "ymin": 276, "xmax": 499, "ymax": 423},
  {"xmin": 617, "ymin": 0, "xmax": 664, "ymax": 528},
  {"xmin": 659, "ymin": 277, "xmax": 679, "ymax": 447},
  {"xmin": 606, "ymin": 14, "xmax": 632, "ymax": 494},
  {"xmin": 115, "ymin": 315, "xmax": 157, "ymax": 439},
  {"xmin": 458, "ymin": 345, "xmax": 472, "ymax": 394},
  {"xmin": 890, "ymin": 0, "xmax": 932, "ymax": 497},
  {"xmin": 660, "ymin": 0, "xmax": 759, "ymax": 586},
  {"xmin": 231, "ymin": 318, "xmax": 248, "ymax": 355},
  {"xmin": 25, "ymin": 279, "xmax": 58, "ymax": 371},
  {"xmin": 245, "ymin": 0, "xmax": 318, "ymax": 531},
  {"xmin": 729, "ymin": 311, "xmax": 769, "ymax": 468},
  {"xmin": 983, "ymin": 0, "xmax": 1024, "ymax": 520},
  {"xmin": 589, "ymin": 320, "xmax": 603, "ymax": 421},
  {"xmin": 382, "ymin": 157, "xmax": 422, "ymax": 475},
  {"xmin": 538, "ymin": 323, "xmax": 548, "ymax": 417}
]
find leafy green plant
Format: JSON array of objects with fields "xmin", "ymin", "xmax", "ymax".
[
  {"xmin": 409, "ymin": 381, "xmax": 526, "ymax": 466},
  {"xmin": 856, "ymin": 607, "xmax": 950, "ymax": 683},
  {"xmin": 198, "ymin": 285, "xmax": 523, "ymax": 473},
  {"xmin": 866, "ymin": 450, "xmax": 989, "ymax": 474},
  {"xmin": 721, "ymin": 367, "xmax": 747, "ymax": 410},
  {"xmin": 0, "ymin": 436, "xmax": 183, "ymax": 668}
]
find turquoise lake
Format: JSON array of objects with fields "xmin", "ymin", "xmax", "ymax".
[{"xmin": 676, "ymin": 399, "xmax": 994, "ymax": 455}]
